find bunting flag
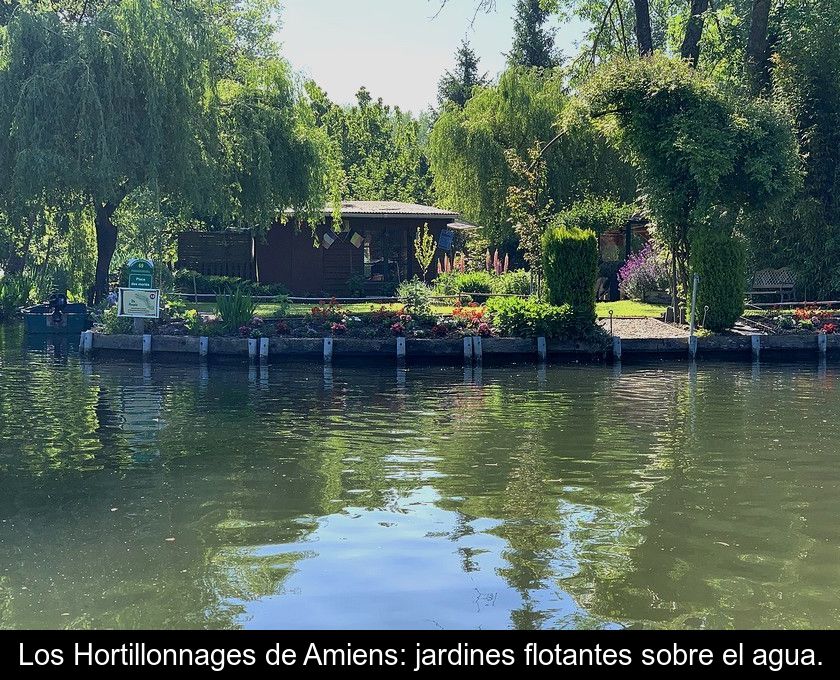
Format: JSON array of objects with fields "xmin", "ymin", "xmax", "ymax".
[
  {"xmin": 350, "ymin": 231, "xmax": 364, "ymax": 248},
  {"xmin": 322, "ymin": 231, "xmax": 336, "ymax": 249}
]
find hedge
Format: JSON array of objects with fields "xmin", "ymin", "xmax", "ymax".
[
  {"xmin": 542, "ymin": 223, "xmax": 598, "ymax": 323},
  {"xmin": 690, "ymin": 231, "xmax": 746, "ymax": 331}
]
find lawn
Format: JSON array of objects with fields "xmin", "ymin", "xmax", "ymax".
[
  {"xmin": 184, "ymin": 299, "xmax": 668, "ymax": 319},
  {"xmin": 595, "ymin": 300, "xmax": 667, "ymax": 318}
]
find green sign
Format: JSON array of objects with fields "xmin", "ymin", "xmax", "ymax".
[{"xmin": 127, "ymin": 258, "xmax": 154, "ymax": 289}]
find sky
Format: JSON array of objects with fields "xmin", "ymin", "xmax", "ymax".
[{"xmin": 278, "ymin": 0, "xmax": 587, "ymax": 114}]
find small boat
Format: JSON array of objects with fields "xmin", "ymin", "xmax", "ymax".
[{"xmin": 23, "ymin": 292, "xmax": 90, "ymax": 335}]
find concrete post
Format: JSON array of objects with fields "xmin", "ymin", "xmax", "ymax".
[
  {"xmin": 324, "ymin": 337, "xmax": 333, "ymax": 362},
  {"xmin": 248, "ymin": 338, "xmax": 258, "ymax": 361},
  {"xmin": 688, "ymin": 335, "xmax": 698, "ymax": 359},
  {"xmin": 259, "ymin": 337, "xmax": 269, "ymax": 360},
  {"xmin": 142, "ymin": 334, "xmax": 152, "ymax": 357},
  {"xmin": 463, "ymin": 336, "xmax": 473, "ymax": 363},
  {"xmin": 612, "ymin": 335, "xmax": 622, "ymax": 361},
  {"xmin": 199, "ymin": 336, "xmax": 209, "ymax": 358},
  {"xmin": 537, "ymin": 336, "xmax": 547, "ymax": 362},
  {"xmin": 818, "ymin": 333, "xmax": 827, "ymax": 355},
  {"xmin": 472, "ymin": 335, "xmax": 483, "ymax": 363},
  {"xmin": 751, "ymin": 334, "xmax": 761, "ymax": 360},
  {"xmin": 396, "ymin": 336, "xmax": 406, "ymax": 360}
]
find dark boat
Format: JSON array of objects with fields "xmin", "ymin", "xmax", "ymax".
[{"xmin": 23, "ymin": 291, "xmax": 90, "ymax": 335}]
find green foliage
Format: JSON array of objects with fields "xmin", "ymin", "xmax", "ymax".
[
  {"xmin": 428, "ymin": 68, "xmax": 635, "ymax": 250},
  {"xmin": 486, "ymin": 296, "xmax": 580, "ymax": 339},
  {"xmin": 307, "ymin": 84, "xmax": 433, "ymax": 203},
  {"xmin": 396, "ymin": 278, "xmax": 433, "ymax": 320},
  {"xmin": 413, "ymin": 223, "xmax": 437, "ymax": 282},
  {"xmin": 690, "ymin": 230, "xmax": 746, "ymax": 331},
  {"xmin": 434, "ymin": 271, "xmax": 494, "ymax": 302},
  {"xmin": 553, "ymin": 197, "xmax": 635, "ymax": 236},
  {"xmin": 101, "ymin": 305, "xmax": 133, "ymax": 335},
  {"xmin": 215, "ymin": 287, "xmax": 256, "ymax": 331},
  {"xmin": 174, "ymin": 270, "xmax": 289, "ymax": 296},
  {"xmin": 505, "ymin": 142, "xmax": 554, "ymax": 278},
  {"xmin": 0, "ymin": 274, "xmax": 32, "ymax": 320},
  {"xmin": 491, "ymin": 270, "xmax": 531, "ymax": 295},
  {"xmin": 542, "ymin": 223, "xmax": 598, "ymax": 322},
  {"xmin": 508, "ymin": 0, "xmax": 559, "ymax": 69},
  {"xmin": 437, "ymin": 39, "xmax": 489, "ymax": 108}
]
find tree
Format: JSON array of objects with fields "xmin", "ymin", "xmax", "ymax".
[
  {"xmin": 0, "ymin": 2, "xmax": 334, "ymax": 300},
  {"xmin": 307, "ymin": 84, "xmax": 433, "ymax": 203},
  {"xmin": 586, "ymin": 56, "xmax": 800, "ymax": 326},
  {"xmin": 437, "ymin": 39, "xmax": 489, "ymax": 108},
  {"xmin": 429, "ymin": 67, "xmax": 635, "ymax": 252},
  {"xmin": 507, "ymin": 0, "xmax": 559, "ymax": 68},
  {"xmin": 505, "ymin": 143, "xmax": 554, "ymax": 284},
  {"xmin": 680, "ymin": 0, "xmax": 710, "ymax": 67},
  {"xmin": 413, "ymin": 223, "xmax": 437, "ymax": 282},
  {"xmin": 745, "ymin": 0, "xmax": 772, "ymax": 93},
  {"xmin": 633, "ymin": 0, "xmax": 653, "ymax": 56}
]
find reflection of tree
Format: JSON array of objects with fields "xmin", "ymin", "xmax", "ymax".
[{"xmin": 3, "ymin": 323, "xmax": 840, "ymax": 630}]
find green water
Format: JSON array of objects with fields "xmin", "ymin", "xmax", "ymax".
[{"xmin": 1, "ymin": 325, "xmax": 839, "ymax": 630}]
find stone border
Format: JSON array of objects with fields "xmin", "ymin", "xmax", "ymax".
[{"xmin": 82, "ymin": 331, "xmax": 838, "ymax": 363}]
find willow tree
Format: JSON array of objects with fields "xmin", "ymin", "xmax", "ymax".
[
  {"xmin": 428, "ymin": 67, "xmax": 635, "ymax": 252},
  {"xmin": 1, "ymin": 1, "xmax": 336, "ymax": 300}
]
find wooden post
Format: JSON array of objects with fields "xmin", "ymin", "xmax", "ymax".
[
  {"xmin": 537, "ymin": 336, "xmax": 547, "ymax": 362},
  {"xmin": 142, "ymin": 334, "xmax": 152, "ymax": 357},
  {"xmin": 324, "ymin": 337, "xmax": 333, "ymax": 363},
  {"xmin": 612, "ymin": 335, "xmax": 622, "ymax": 360},
  {"xmin": 259, "ymin": 337, "xmax": 269, "ymax": 360},
  {"xmin": 396, "ymin": 336, "xmax": 406, "ymax": 360},
  {"xmin": 688, "ymin": 335, "xmax": 698, "ymax": 359},
  {"xmin": 463, "ymin": 336, "xmax": 473, "ymax": 364},
  {"xmin": 248, "ymin": 338, "xmax": 258, "ymax": 361},
  {"xmin": 472, "ymin": 335, "xmax": 483, "ymax": 363},
  {"xmin": 199, "ymin": 336, "xmax": 209, "ymax": 358},
  {"xmin": 751, "ymin": 334, "xmax": 761, "ymax": 360}
]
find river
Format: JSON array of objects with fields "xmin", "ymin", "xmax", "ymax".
[{"xmin": 1, "ymin": 325, "xmax": 838, "ymax": 629}]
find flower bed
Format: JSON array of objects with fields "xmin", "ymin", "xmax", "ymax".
[{"xmin": 753, "ymin": 307, "xmax": 840, "ymax": 335}]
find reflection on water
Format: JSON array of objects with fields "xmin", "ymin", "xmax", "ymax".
[{"xmin": 1, "ymin": 324, "xmax": 839, "ymax": 629}]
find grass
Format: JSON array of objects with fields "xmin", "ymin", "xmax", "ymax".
[
  {"xmin": 186, "ymin": 298, "xmax": 670, "ymax": 319},
  {"xmin": 595, "ymin": 300, "xmax": 667, "ymax": 318}
]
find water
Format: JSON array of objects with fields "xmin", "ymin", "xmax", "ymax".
[{"xmin": 1, "ymin": 325, "xmax": 839, "ymax": 630}]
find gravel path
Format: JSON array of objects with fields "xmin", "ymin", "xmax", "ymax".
[{"xmin": 598, "ymin": 317, "xmax": 690, "ymax": 339}]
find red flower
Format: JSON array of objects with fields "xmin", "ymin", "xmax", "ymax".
[
  {"xmin": 331, "ymin": 322, "xmax": 347, "ymax": 335},
  {"xmin": 478, "ymin": 322, "xmax": 492, "ymax": 338},
  {"xmin": 391, "ymin": 322, "xmax": 405, "ymax": 336},
  {"xmin": 823, "ymin": 323, "xmax": 837, "ymax": 334}
]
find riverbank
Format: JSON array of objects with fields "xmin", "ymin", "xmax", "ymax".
[{"xmin": 83, "ymin": 328, "xmax": 838, "ymax": 362}]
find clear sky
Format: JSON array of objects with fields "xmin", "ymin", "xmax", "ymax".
[{"xmin": 278, "ymin": 0, "xmax": 586, "ymax": 113}]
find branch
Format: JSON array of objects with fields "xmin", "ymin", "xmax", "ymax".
[{"xmin": 590, "ymin": 0, "xmax": 619, "ymax": 70}]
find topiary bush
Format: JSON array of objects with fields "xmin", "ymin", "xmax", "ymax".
[
  {"xmin": 491, "ymin": 270, "xmax": 531, "ymax": 295},
  {"xmin": 690, "ymin": 231, "xmax": 746, "ymax": 332},
  {"xmin": 542, "ymin": 223, "xmax": 598, "ymax": 322},
  {"xmin": 433, "ymin": 271, "xmax": 494, "ymax": 302},
  {"xmin": 486, "ymin": 297, "xmax": 574, "ymax": 338}
]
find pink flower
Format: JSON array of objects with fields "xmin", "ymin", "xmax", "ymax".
[{"xmin": 391, "ymin": 322, "xmax": 405, "ymax": 336}]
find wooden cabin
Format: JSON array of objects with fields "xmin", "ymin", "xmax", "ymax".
[{"xmin": 177, "ymin": 202, "xmax": 470, "ymax": 296}]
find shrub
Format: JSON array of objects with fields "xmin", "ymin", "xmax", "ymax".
[
  {"xmin": 618, "ymin": 242, "xmax": 670, "ymax": 301},
  {"xmin": 490, "ymin": 270, "xmax": 531, "ymax": 296},
  {"xmin": 433, "ymin": 270, "xmax": 494, "ymax": 302},
  {"xmin": 174, "ymin": 270, "xmax": 289, "ymax": 297},
  {"xmin": 0, "ymin": 275, "xmax": 33, "ymax": 320},
  {"xmin": 486, "ymin": 297, "xmax": 582, "ymax": 339},
  {"xmin": 542, "ymin": 223, "xmax": 598, "ymax": 322},
  {"xmin": 215, "ymin": 287, "xmax": 257, "ymax": 332},
  {"xmin": 101, "ymin": 305, "xmax": 133, "ymax": 334},
  {"xmin": 690, "ymin": 232, "xmax": 746, "ymax": 332},
  {"xmin": 397, "ymin": 278, "xmax": 433, "ymax": 319}
]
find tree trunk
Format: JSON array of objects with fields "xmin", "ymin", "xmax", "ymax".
[
  {"xmin": 746, "ymin": 0, "xmax": 772, "ymax": 93},
  {"xmin": 93, "ymin": 201, "xmax": 118, "ymax": 303},
  {"xmin": 681, "ymin": 0, "xmax": 710, "ymax": 67},
  {"xmin": 633, "ymin": 0, "xmax": 653, "ymax": 56}
]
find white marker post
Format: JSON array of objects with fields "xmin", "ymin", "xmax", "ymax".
[
  {"xmin": 463, "ymin": 336, "xmax": 473, "ymax": 364},
  {"xmin": 537, "ymin": 336, "xmax": 547, "ymax": 362},
  {"xmin": 142, "ymin": 334, "xmax": 152, "ymax": 357},
  {"xmin": 612, "ymin": 335, "xmax": 622, "ymax": 361},
  {"xmin": 248, "ymin": 338, "xmax": 258, "ymax": 361},
  {"xmin": 472, "ymin": 335, "xmax": 483, "ymax": 363},
  {"xmin": 324, "ymin": 337, "xmax": 333, "ymax": 363},
  {"xmin": 259, "ymin": 337, "xmax": 269, "ymax": 360},
  {"xmin": 751, "ymin": 335, "xmax": 761, "ymax": 360},
  {"xmin": 199, "ymin": 336, "xmax": 209, "ymax": 358},
  {"xmin": 396, "ymin": 336, "xmax": 406, "ymax": 360}
]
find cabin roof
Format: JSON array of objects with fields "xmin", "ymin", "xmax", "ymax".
[{"xmin": 285, "ymin": 201, "xmax": 460, "ymax": 220}]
